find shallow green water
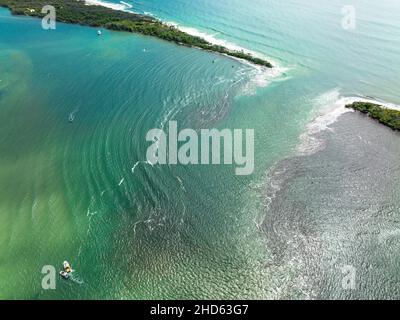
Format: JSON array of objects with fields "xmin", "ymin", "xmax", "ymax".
[{"xmin": 0, "ymin": 0, "xmax": 399, "ymax": 299}]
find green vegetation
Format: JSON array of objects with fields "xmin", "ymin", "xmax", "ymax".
[
  {"xmin": 0, "ymin": 0, "xmax": 273, "ymax": 67},
  {"xmin": 346, "ymin": 101, "xmax": 400, "ymax": 131}
]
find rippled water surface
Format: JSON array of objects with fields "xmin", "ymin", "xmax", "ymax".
[{"xmin": 0, "ymin": 0, "xmax": 399, "ymax": 298}]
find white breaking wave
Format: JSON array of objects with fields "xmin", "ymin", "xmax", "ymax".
[
  {"xmin": 120, "ymin": 1, "xmax": 133, "ymax": 9},
  {"xmin": 143, "ymin": 11, "xmax": 155, "ymax": 17},
  {"xmin": 84, "ymin": 0, "xmax": 287, "ymax": 92},
  {"xmin": 168, "ymin": 22, "xmax": 288, "ymax": 93},
  {"xmin": 240, "ymin": 62, "xmax": 289, "ymax": 96},
  {"xmin": 175, "ymin": 25, "xmax": 263, "ymax": 58},
  {"xmin": 85, "ymin": 0, "xmax": 132, "ymax": 12},
  {"xmin": 297, "ymin": 89, "xmax": 400, "ymax": 156}
]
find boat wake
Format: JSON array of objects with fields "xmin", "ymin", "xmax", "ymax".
[
  {"xmin": 68, "ymin": 109, "xmax": 79, "ymax": 123},
  {"xmin": 240, "ymin": 62, "xmax": 289, "ymax": 96},
  {"xmin": 69, "ymin": 272, "xmax": 84, "ymax": 285}
]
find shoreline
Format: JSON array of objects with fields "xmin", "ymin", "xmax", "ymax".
[
  {"xmin": 297, "ymin": 90, "xmax": 400, "ymax": 156},
  {"xmin": 346, "ymin": 101, "xmax": 400, "ymax": 131},
  {"xmin": 0, "ymin": 0, "xmax": 273, "ymax": 68},
  {"xmin": 86, "ymin": 1, "xmax": 276, "ymax": 67},
  {"xmin": 84, "ymin": 0, "xmax": 131, "ymax": 11}
]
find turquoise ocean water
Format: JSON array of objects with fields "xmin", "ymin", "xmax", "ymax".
[{"xmin": 0, "ymin": 0, "xmax": 399, "ymax": 298}]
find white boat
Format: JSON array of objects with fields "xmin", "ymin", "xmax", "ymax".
[
  {"xmin": 59, "ymin": 261, "xmax": 73, "ymax": 279},
  {"xmin": 63, "ymin": 261, "xmax": 71, "ymax": 272},
  {"xmin": 97, "ymin": 30, "xmax": 102, "ymax": 36}
]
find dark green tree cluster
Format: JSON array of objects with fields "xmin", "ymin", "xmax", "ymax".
[
  {"xmin": 0, "ymin": 0, "xmax": 273, "ymax": 67},
  {"xmin": 346, "ymin": 102, "xmax": 400, "ymax": 131}
]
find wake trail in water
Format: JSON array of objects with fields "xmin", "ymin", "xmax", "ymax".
[
  {"xmin": 131, "ymin": 160, "xmax": 153, "ymax": 174},
  {"xmin": 69, "ymin": 272, "xmax": 84, "ymax": 285},
  {"xmin": 68, "ymin": 108, "xmax": 79, "ymax": 122}
]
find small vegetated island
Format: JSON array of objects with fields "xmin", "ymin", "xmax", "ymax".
[
  {"xmin": 0, "ymin": 0, "xmax": 273, "ymax": 68},
  {"xmin": 346, "ymin": 102, "xmax": 400, "ymax": 131}
]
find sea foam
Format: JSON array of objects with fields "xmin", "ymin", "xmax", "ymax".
[
  {"xmin": 169, "ymin": 23, "xmax": 288, "ymax": 93},
  {"xmin": 85, "ymin": 0, "xmax": 132, "ymax": 12},
  {"xmin": 297, "ymin": 89, "xmax": 400, "ymax": 156},
  {"xmin": 85, "ymin": 0, "xmax": 287, "ymax": 92}
]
